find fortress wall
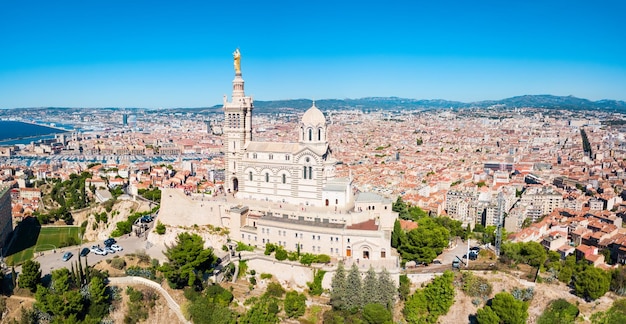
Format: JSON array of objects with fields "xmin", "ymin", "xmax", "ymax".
[{"xmin": 158, "ymin": 188, "xmax": 225, "ymax": 227}]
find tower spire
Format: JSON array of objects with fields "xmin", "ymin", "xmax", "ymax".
[{"xmin": 232, "ymin": 49, "xmax": 245, "ymax": 98}]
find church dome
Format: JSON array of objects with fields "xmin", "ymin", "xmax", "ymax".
[{"xmin": 301, "ymin": 102, "xmax": 326, "ymax": 126}]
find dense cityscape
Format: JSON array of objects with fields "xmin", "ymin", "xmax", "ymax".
[
  {"xmin": 0, "ymin": 55, "xmax": 626, "ymax": 323},
  {"xmin": 1, "ymin": 1, "xmax": 625, "ymax": 322}
]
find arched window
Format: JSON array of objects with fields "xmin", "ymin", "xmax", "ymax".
[
  {"xmin": 318, "ymin": 128, "xmax": 321, "ymax": 140},
  {"xmin": 308, "ymin": 166, "xmax": 313, "ymax": 179},
  {"xmin": 249, "ymin": 171, "xmax": 253, "ymax": 181},
  {"xmin": 308, "ymin": 128, "xmax": 312, "ymax": 141},
  {"xmin": 282, "ymin": 174, "xmax": 286, "ymax": 184},
  {"xmin": 265, "ymin": 173, "xmax": 269, "ymax": 182},
  {"xmin": 303, "ymin": 166, "xmax": 307, "ymax": 179}
]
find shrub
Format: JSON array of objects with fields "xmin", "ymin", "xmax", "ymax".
[
  {"xmin": 462, "ymin": 272, "xmax": 492, "ymax": 299},
  {"xmin": 316, "ymin": 254, "xmax": 331, "ymax": 264},
  {"xmin": 126, "ymin": 286, "xmax": 144, "ymax": 303},
  {"xmin": 236, "ymin": 242, "xmax": 254, "ymax": 252},
  {"xmin": 266, "ymin": 282, "xmax": 285, "ymax": 298},
  {"xmin": 110, "ymin": 257, "xmax": 126, "ymax": 270},
  {"xmin": 155, "ymin": 221, "xmax": 166, "ymax": 235},
  {"xmin": 307, "ymin": 270, "xmax": 325, "ymax": 296},
  {"xmin": 250, "ymin": 276, "xmax": 257, "ymax": 285},
  {"xmin": 275, "ymin": 248, "xmax": 288, "ymax": 261},
  {"xmin": 265, "ymin": 243, "xmax": 277, "ymax": 255},
  {"xmin": 300, "ymin": 253, "xmax": 317, "ymax": 266},
  {"xmin": 260, "ymin": 273, "xmax": 273, "ymax": 280}
]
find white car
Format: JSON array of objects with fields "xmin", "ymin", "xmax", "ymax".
[
  {"xmin": 111, "ymin": 244, "xmax": 123, "ymax": 252},
  {"xmin": 90, "ymin": 245, "xmax": 100, "ymax": 253},
  {"xmin": 94, "ymin": 248, "xmax": 107, "ymax": 256}
]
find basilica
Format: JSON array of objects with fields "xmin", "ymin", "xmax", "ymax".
[{"xmin": 158, "ymin": 50, "xmax": 398, "ymax": 264}]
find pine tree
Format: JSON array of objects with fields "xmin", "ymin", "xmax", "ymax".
[
  {"xmin": 362, "ymin": 266, "xmax": 378, "ymax": 306},
  {"xmin": 345, "ymin": 263, "xmax": 363, "ymax": 311},
  {"xmin": 377, "ymin": 268, "xmax": 397, "ymax": 308},
  {"xmin": 330, "ymin": 261, "xmax": 347, "ymax": 310}
]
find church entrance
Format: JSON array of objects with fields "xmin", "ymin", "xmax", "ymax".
[
  {"xmin": 232, "ymin": 177, "xmax": 239, "ymax": 191},
  {"xmin": 325, "ymin": 199, "xmax": 329, "ymax": 206},
  {"xmin": 346, "ymin": 247, "xmax": 351, "ymax": 257}
]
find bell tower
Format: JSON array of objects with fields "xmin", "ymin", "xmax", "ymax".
[{"xmin": 223, "ymin": 49, "xmax": 253, "ymax": 192}]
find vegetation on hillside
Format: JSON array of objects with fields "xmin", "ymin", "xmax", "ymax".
[
  {"xmin": 403, "ymin": 271, "xmax": 455, "ymax": 323},
  {"xmin": 392, "ymin": 197, "xmax": 465, "ymax": 264},
  {"xmin": 159, "ymin": 232, "xmax": 217, "ymax": 289},
  {"xmin": 326, "ymin": 262, "xmax": 396, "ymax": 323}
]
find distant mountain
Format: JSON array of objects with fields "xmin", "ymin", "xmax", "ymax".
[{"xmin": 207, "ymin": 95, "xmax": 626, "ymax": 113}]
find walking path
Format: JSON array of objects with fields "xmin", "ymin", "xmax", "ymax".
[{"xmin": 109, "ymin": 276, "xmax": 190, "ymax": 324}]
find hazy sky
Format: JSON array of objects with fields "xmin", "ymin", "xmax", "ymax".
[{"xmin": 1, "ymin": 1, "xmax": 625, "ymax": 108}]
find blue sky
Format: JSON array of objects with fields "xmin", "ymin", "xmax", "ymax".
[{"xmin": 1, "ymin": 1, "xmax": 625, "ymax": 108}]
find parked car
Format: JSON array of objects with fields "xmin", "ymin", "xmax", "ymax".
[
  {"xmin": 94, "ymin": 248, "xmax": 107, "ymax": 256},
  {"xmin": 104, "ymin": 238, "xmax": 116, "ymax": 247},
  {"xmin": 80, "ymin": 248, "xmax": 90, "ymax": 257},
  {"xmin": 62, "ymin": 252, "xmax": 73, "ymax": 262},
  {"xmin": 90, "ymin": 245, "xmax": 100, "ymax": 253},
  {"xmin": 111, "ymin": 244, "xmax": 123, "ymax": 252},
  {"xmin": 140, "ymin": 215, "xmax": 154, "ymax": 223},
  {"xmin": 105, "ymin": 246, "xmax": 115, "ymax": 254}
]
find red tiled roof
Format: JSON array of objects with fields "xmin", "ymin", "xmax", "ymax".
[{"xmin": 347, "ymin": 219, "xmax": 379, "ymax": 231}]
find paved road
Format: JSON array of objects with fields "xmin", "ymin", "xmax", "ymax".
[{"xmin": 32, "ymin": 233, "xmax": 166, "ymax": 276}]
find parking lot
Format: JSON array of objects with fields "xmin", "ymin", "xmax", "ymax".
[{"xmin": 30, "ymin": 229, "xmax": 166, "ymax": 276}]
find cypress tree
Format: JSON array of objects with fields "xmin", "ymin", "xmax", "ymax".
[
  {"xmin": 362, "ymin": 266, "xmax": 378, "ymax": 306},
  {"xmin": 377, "ymin": 268, "xmax": 397, "ymax": 309},
  {"xmin": 345, "ymin": 263, "xmax": 363, "ymax": 311},
  {"xmin": 330, "ymin": 261, "xmax": 347, "ymax": 310},
  {"xmin": 78, "ymin": 256, "xmax": 84, "ymax": 285},
  {"xmin": 391, "ymin": 219, "xmax": 402, "ymax": 248},
  {"xmin": 84, "ymin": 256, "xmax": 90, "ymax": 283},
  {"xmin": 11, "ymin": 266, "xmax": 17, "ymax": 290}
]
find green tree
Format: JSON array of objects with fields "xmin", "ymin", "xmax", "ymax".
[
  {"xmin": 489, "ymin": 292, "xmax": 528, "ymax": 324},
  {"xmin": 51, "ymin": 268, "xmax": 72, "ymax": 294},
  {"xmin": 88, "ymin": 276, "xmax": 108, "ymax": 306},
  {"xmin": 391, "ymin": 219, "xmax": 405, "ymax": 249},
  {"xmin": 155, "ymin": 221, "xmax": 166, "ymax": 235},
  {"xmin": 240, "ymin": 295, "xmax": 280, "ymax": 324},
  {"xmin": 363, "ymin": 303, "xmax": 392, "ymax": 324},
  {"xmin": 403, "ymin": 271, "xmax": 455, "ymax": 323},
  {"xmin": 423, "ymin": 271, "xmax": 455, "ymax": 319},
  {"xmin": 399, "ymin": 274, "xmax": 411, "ymax": 301},
  {"xmin": 611, "ymin": 266, "xmax": 626, "ymax": 296},
  {"xmin": 398, "ymin": 218, "xmax": 450, "ymax": 264},
  {"xmin": 18, "ymin": 260, "xmax": 41, "ymax": 293},
  {"xmin": 331, "ymin": 261, "xmax": 347, "ymax": 310},
  {"xmin": 476, "ymin": 306, "xmax": 500, "ymax": 324},
  {"xmin": 345, "ymin": 263, "xmax": 363, "ymax": 311},
  {"xmin": 575, "ymin": 267, "xmax": 610, "ymax": 300},
  {"xmin": 377, "ymin": 268, "xmax": 396, "ymax": 307},
  {"xmin": 284, "ymin": 291, "xmax": 306, "ymax": 318},
  {"xmin": 403, "ymin": 289, "xmax": 429, "ymax": 323},
  {"xmin": 362, "ymin": 267, "xmax": 378, "ymax": 306},
  {"xmin": 537, "ymin": 298, "xmax": 579, "ymax": 324},
  {"xmin": 392, "ymin": 196, "xmax": 409, "ymax": 219},
  {"xmin": 160, "ymin": 232, "xmax": 216, "ymax": 288}
]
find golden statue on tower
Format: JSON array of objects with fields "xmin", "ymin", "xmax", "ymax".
[{"xmin": 233, "ymin": 48, "xmax": 241, "ymax": 74}]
